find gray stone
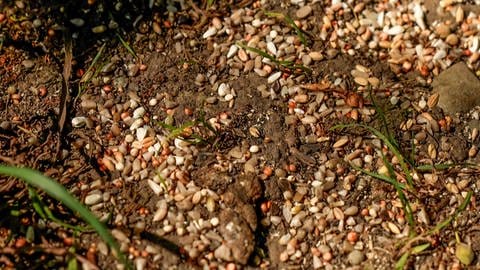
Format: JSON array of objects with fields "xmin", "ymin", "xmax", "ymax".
[
  {"xmin": 432, "ymin": 62, "xmax": 480, "ymax": 114},
  {"xmin": 85, "ymin": 192, "xmax": 102, "ymax": 205},
  {"xmin": 214, "ymin": 244, "xmax": 232, "ymax": 261},
  {"xmin": 296, "ymin": 5, "xmax": 313, "ymax": 19},
  {"xmin": 347, "ymin": 250, "xmax": 365, "ymax": 265},
  {"xmin": 22, "ymin": 59, "xmax": 35, "ymax": 69}
]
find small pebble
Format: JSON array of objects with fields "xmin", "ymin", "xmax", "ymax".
[
  {"xmin": 296, "ymin": 5, "xmax": 312, "ymax": 19},
  {"xmin": 347, "ymin": 250, "xmax": 365, "ymax": 265}
]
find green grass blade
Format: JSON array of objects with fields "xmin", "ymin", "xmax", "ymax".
[
  {"xmin": 430, "ymin": 190, "xmax": 472, "ymax": 234},
  {"xmin": 368, "ymin": 89, "xmax": 398, "ymax": 148},
  {"xmin": 263, "ymin": 11, "xmax": 309, "ymax": 47},
  {"xmin": 350, "ymin": 164, "xmax": 406, "ymax": 190},
  {"xmin": 0, "ymin": 166, "xmax": 130, "ymax": 269},
  {"xmin": 29, "ymin": 187, "xmax": 48, "ymax": 219},
  {"xmin": 395, "ymin": 251, "xmax": 410, "ymax": 270},
  {"xmin": 380, "ymin": 152, "xmax": 415, "ymax": 229},
  {"xmin": 236, "ymin": 42, "xmax": 311, "ymax": 73},
  {"xmin": 415, "ymin": 163, "xmax": 479, "ymax": 172},
  {"xmin": 332, "ymin": 123, "xmax": 414, "ymax": 188},
  {"xmin": 83, "ymin": 43, "xmax": 106, "ymax": 82},
  {"xmin": 416, "ymin": 163, "xmax": 456, "ymax": 172},
  {"xmin": 236, "ymin": 42, "xmax": 278, "ymax": 62},
  {"xmin": 29, "ymin": 186, "xmax": 87, "ymax": 231},
  {"xmin": 67, "ymin": 256, "xmax": 78, "ymax": 270},
  {"xmin": 396, "ymin": 243, "xmax": 430, "ymax": 270},
  {"xmin": 116, "ymin": 33, "xmax": 137, "ymax": 59},
  {"xmin": 411, "ymin": 243, "xmax": 430, "ymax": 254}
]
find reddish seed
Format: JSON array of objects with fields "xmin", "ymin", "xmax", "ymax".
[
  {"xmin": 161, "ymin": 147, "xmax": 171, "ymax": 156},
  {"xmin": 322, "ymin": 251, "xmax": 333, "ymax": 262},
  {"xmin": 38, "ymin": 86, "xmax": 47, "ymax": 97},
  {"xmin": 11, "ymin": 93, "xmax": 21, "ymax": 101},
  {"xmin": 225, "ymin": 263, "xmax": 236, "ymax": 270},
  {"xmin": 419, "ymin": 65, "xmax": 429, "ymax": 77},
  {"xmin": 260, "ymin": 201, "xmax": 270, "ymax": 214},
  {"xmin": 438, "ymin": 119, "xmax": 446, "ymax": 129},
  {"xmin": 263, "ymin": 166, "xmax": 273, "ymax": 177},
  {"xmin": 184, "ymin": 107, "xmax": 193, "ymax": 116},
  {"xmin": 15, "ymin": 238, "xmax": 26, "ymax": 248},
  {"xmin": 86, "ymin": 248, "xmax": 96, "ymax": 264},
  {"xmin": 219, "ymin": 112, "xmax": 229, "ymax": 120},
  {"xmin": 347, "ymin": 231, "xmax": 358, "ymax": 243},
  {"xmin": 103, "ymin": 85, "xmax": 112, "ymax": 93},
  {"xmin": 20, "ymin": 217, "xmax": 30, "ymax": 225},
  {"xmin": 76, "ymin": 68, "xmax": 85, "ymax": 78},
  {"xmin": 63, "ymin": 237, "xmax": 74, "ymax": 246},
  {"xmin": 288, "ymin": 164, "xmax": 297, "ymax": 172},
  {"xmin": 288, "ymin": 100, "xmax": 296, "ymax": 109},
  {"xmin": 47, "ymin": 28, "xmax": 55, "ymax": 37}
]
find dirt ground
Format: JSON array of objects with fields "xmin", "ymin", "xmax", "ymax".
[{"xmin": 1, "ymin": 0, "xmax": 480, "ymax": 269}]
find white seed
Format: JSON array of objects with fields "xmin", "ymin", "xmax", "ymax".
[
  {"xmin": 270, "ymin": 30, "xmax": 278, "ymax": 39},
  {"xmin": 85, "ymin": 192, "xmax": 102, "ymax": 205},
  {"xmin": 149, "ymin": 98, "xmax": 158, "ymax": 106},
  {"xmin": 153, "ymin": 200, "xmax": 168, "ymax": 222},
  {"xmin": 211, "ymin": 217, "xmax": 219, "ymax": 226},
  {"xmin": 202, "ymin": 27, "xmax": 217, "ymax": 39},
  {"xmin": 148, "ymin": 179, "xmax": 162, "ymax": 195},
  {"xmin": 163, "ymin": 225, "xmax": 174, "ymax": 233},
  {"xmin": 384, "ymin": 25, "xmax": 404, "ymax": 36},
  {"xmin": 301, "ymin": 115, "xmax": 317, "ymax": 124},
  {"xmin": 333, "ymin": 137, "xmax": 349, "ymax": 148},
  {"xmin": 136, "ymin": 127, "xmax": 147, "ymax": 141},
  {"xmin": 218, "ymin": 83, "xmax": 230, "ymax": 97},
  {"xmin": 130, "ymin": 118, "xmax": 144, "ymax": 131},
  {"xmin": 469, "ymin": 36, "xmax": 479, "ymax": 53},
  {"xmin": 267, "ymin": 41, "xmax": 277, "ymax": 55},
  {"xmin": 418, "ymin": 99, "xmax": 427, "ymax": 109},
  {"xmin": 249, "ymin": 145, "xmax": 260, "ymax": 153},
  {"xmin": 387, "ymin": 222, "xmax": 401, "ymax": 234},
  {"xmin": 71, "ymin": 116, "xmax": 87, "ymax": 128},
  {"xmin": 133, "ymin": 107, "xmax": 145, "ymax": 119},
  {"xmin": 267, "ymin": 71, "xmax": 282, "ymax": 83},
  {"xmin": 174, "ymin": 138, "xmax": 190, "ymax": 149},
  {"xmin": 174, "ymin": 156, "xmax": 185, "ymax": 165},
  {"xmin": 456, "ymin": 6, "xmax": 464, "ymax": 23},
  {"xmin": 227, "ymin": 45, "xmax": 238, "ymax": 58},
  {"xmin": 433, "ymin": 49, "xmax": 446, "ymax": 61},
  {"xmin": 413, "ymin": 3, "xmax": 426, "ymax": 30}
]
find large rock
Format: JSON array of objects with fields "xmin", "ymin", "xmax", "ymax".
[{"xmin": 432, "ymin": 62, "xmax": 480, "ymax": 114}]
